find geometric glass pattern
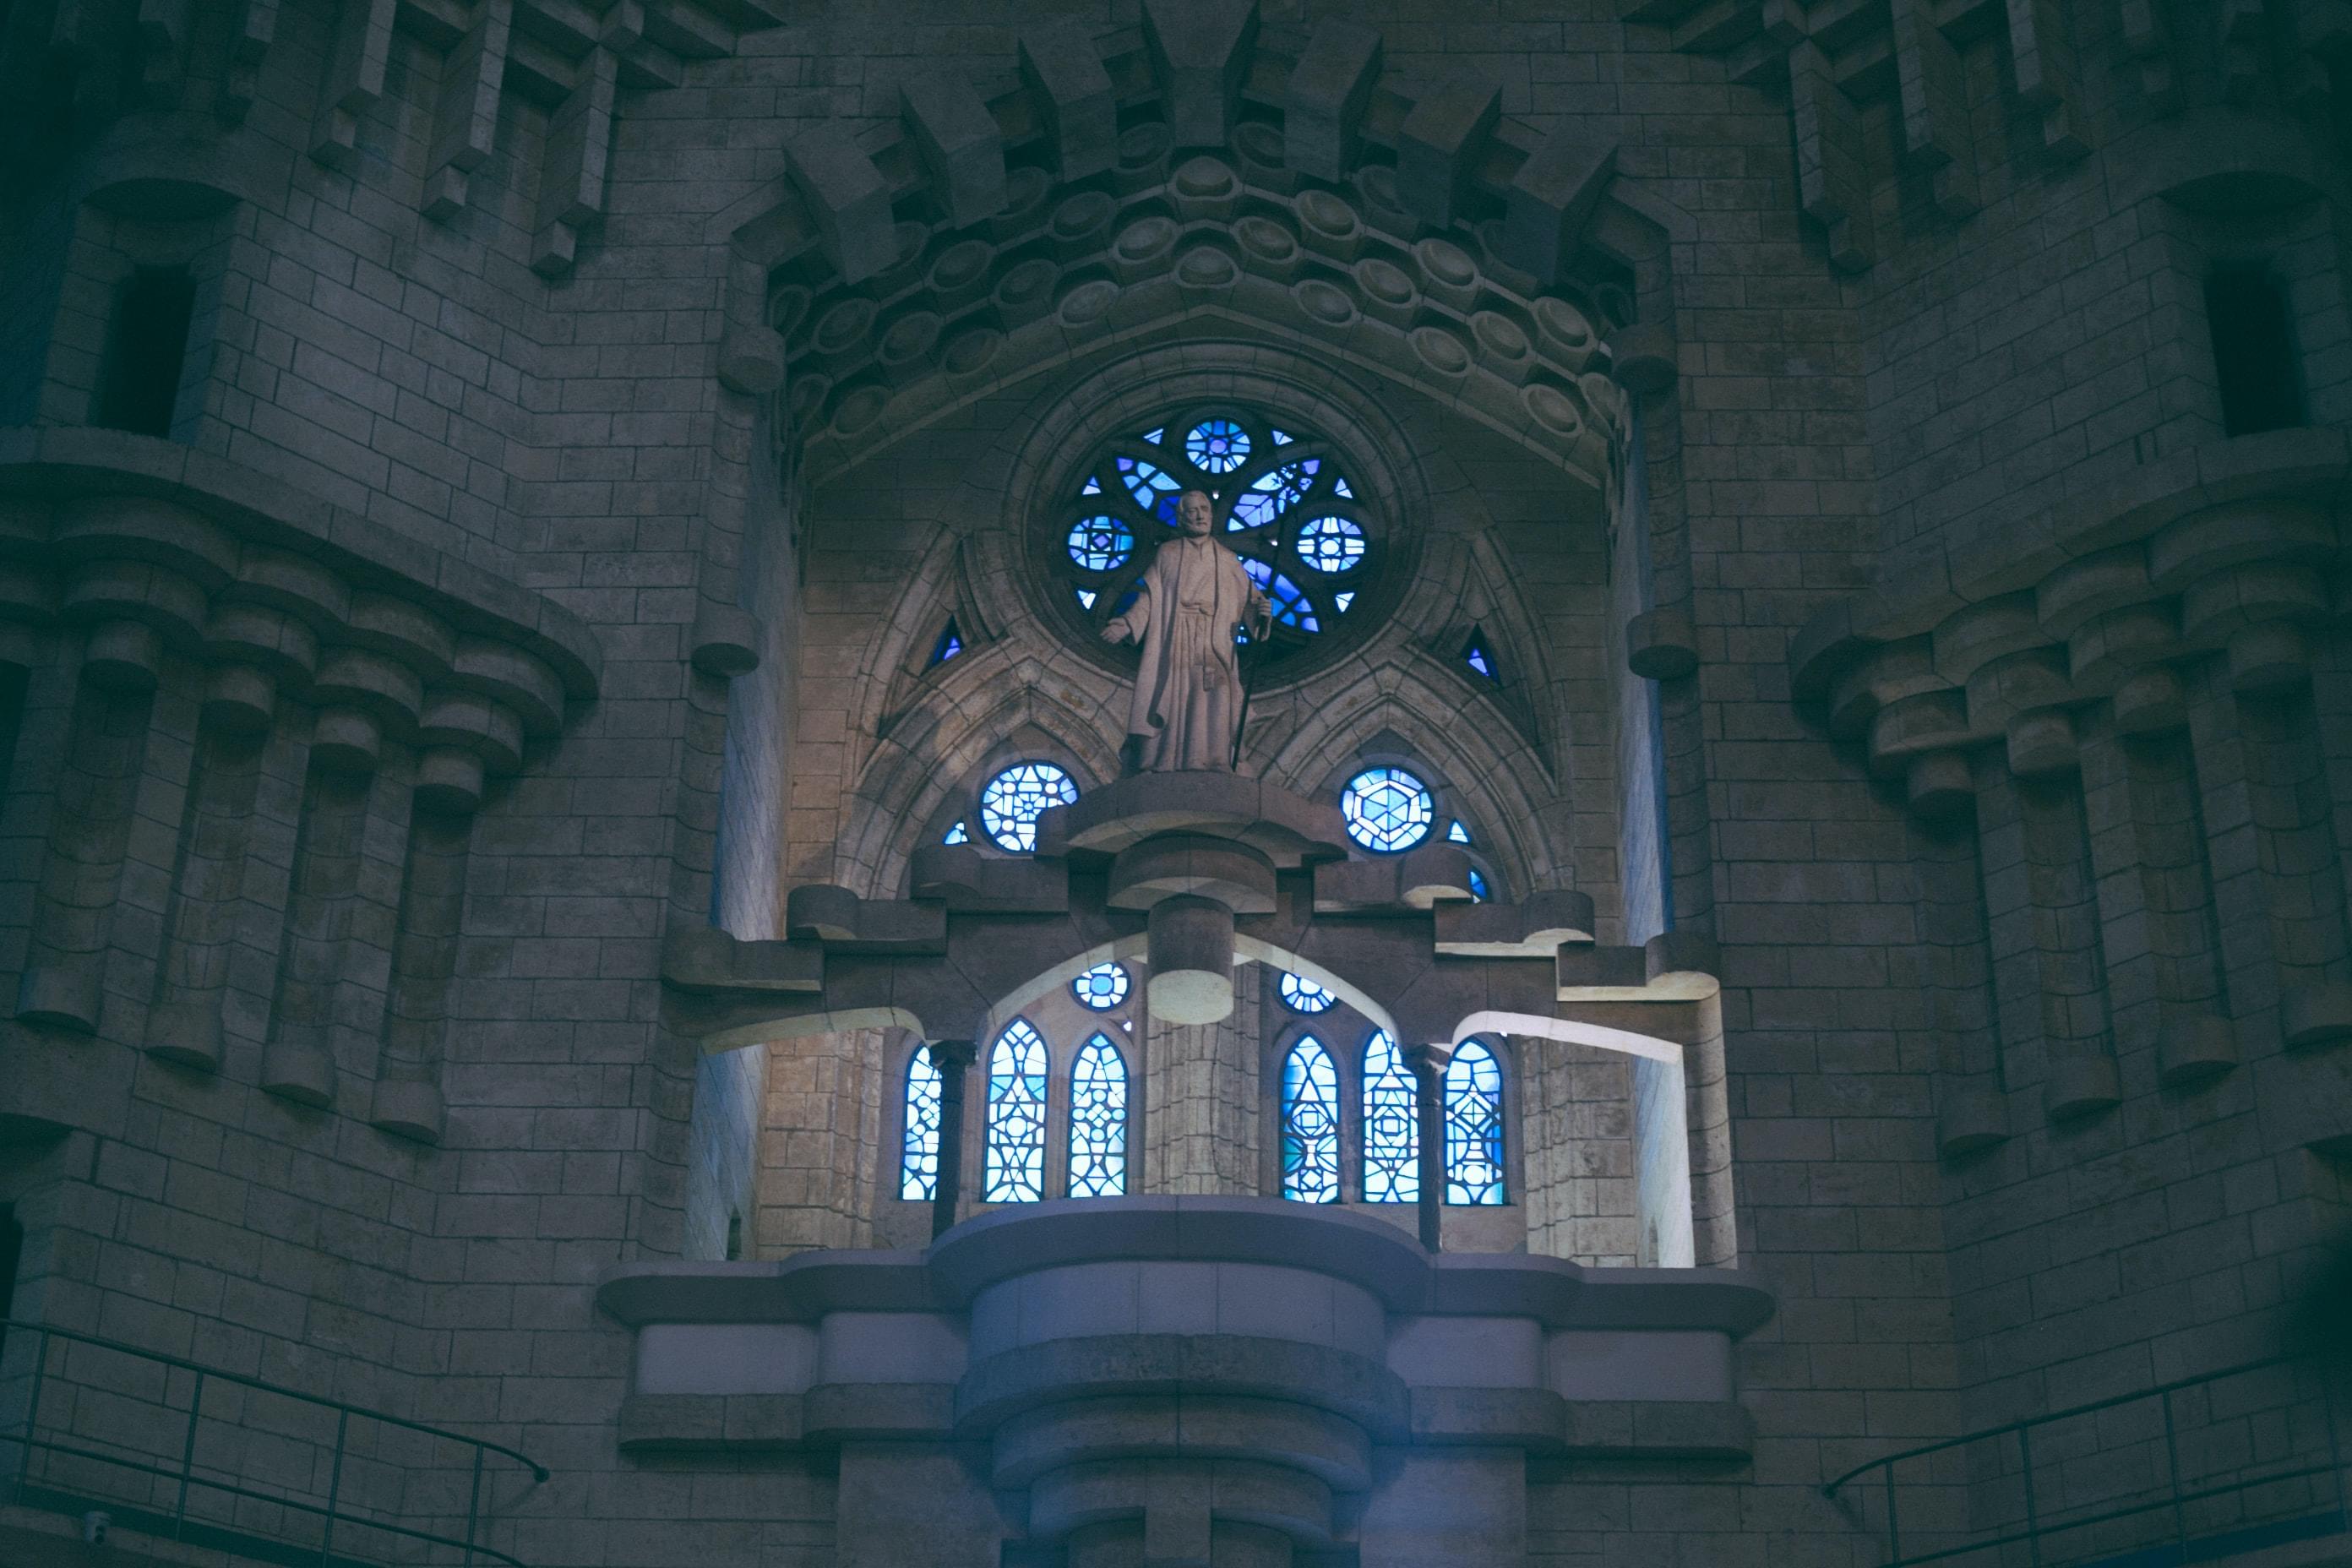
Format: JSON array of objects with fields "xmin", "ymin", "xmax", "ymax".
[
  {"xmin": 1280, "ymin": 972, "xmax": 1337, "ymax": 1014},
  {"xmin": 1185, "ymin": 417, "xmax": 1250, "ymax": 474},
  {"xmin": 1116, "ymin": 455, "xmax": 1184, "ymax": 523},
  {"xmin": 1281, "ymin": 1036, "xmax": 1341, "ymax": 1202},
  {"xmin": 979, "ymin": 762, "xmax": 1079, "ymax": 852},
  {"xmin": 1067, "ymin": 1034, "xmax": 1127, "ymax": 1197},
  {"xmin": 1071, "ymin": 961, "xmax": 1130, "ymax": 1010},
  {"xmin": 1055, "ymin": 411, "xmax": 1375, "ymax": 674},
  {"xmin": 942, "ymin": 819, "xmax": 969, "ymax": 846},
  {"xmin": 1464, "ymin": 629, "xmax": 1496, "ymax": 679},
  {"xmin": 1231, "ymin": 460, "xmax": 1320, "ymax": 531},
  {"xmin": 900, "ymin": 1046, "xmax": 944, "ymax": 1200},
  {"xmin": 1067, "ymin": 514, "xmax": 1135, "ymax": 572},
  {"xmin": 1444, "ymin": 1040, "xmax": 1506, "ymax": 1205},
  {"xmin": 1298, "ymin": 514, "xmax": 1365, "ymax": 572},
  {"xmin": 1361, "ymin": 1030, "xmax": 1420, "ymax": 1204},
  {"xmin": 1447, "ymin": 819, "xmax": 1472, "ymax": 844},
  {"xmin": 930, "ymin": 618, "xmax": 963, "ymax": 665},
  {"xmin": 1341, "ymin": 766, "xmax": 1434, "ymax": 853},
  {"xmin": 1467, "ymin": 866, "xmax": 1489, "ymax": 900},
  {"xmin": 1240, "ymin": 558, "xmax": 1320, "ymax": 633},
  {"xmin": 983, "ymin": 1019, "xmax": 1049, "ymax": 1203}
]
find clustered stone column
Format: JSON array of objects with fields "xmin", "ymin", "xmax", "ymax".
[{"xmin": 928, "ymin": 1038, "xmax": 974, "ymax": 1240}]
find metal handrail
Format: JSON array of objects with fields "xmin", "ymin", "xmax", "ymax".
[
  {"xmin": 1823, "ymin": 1353, "xmax": 2347, "ymax": 1568},
  {"xmin": 2, "ymin": 1315, "xmax": 546, "ymax": 1565}
]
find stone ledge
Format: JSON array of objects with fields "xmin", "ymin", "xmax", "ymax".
[{"xmin": 0, "ymin": 427, "xmax": 602, "ymax": 703}]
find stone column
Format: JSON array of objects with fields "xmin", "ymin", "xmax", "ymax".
[
  {"xmin": 1141, "ymin": 1006, "xmax": 1259, "ymax": 1195},
  {"xmin": 1405, "ymin": 1043, "xmax": 1446, "ymax": 1251},
  {"xmin": 928, "ymin": 1038, "xmax": 973, "ymax": 1240},
  {"xmin": 753, "ymin": 1026, "xmax": 884, "ymax": 1255}
]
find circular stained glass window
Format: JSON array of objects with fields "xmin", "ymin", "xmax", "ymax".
[
  {"xmin": 1280, "ymin": 973, "xmax": 1337, "ymax": 1013},
  {"xmin": 979, "ymin": 762, "xmax": 1079, "ymax": 852},
  {"xmin": 1067, "ymin": 515, "xmax": 1133, "ymax": 572},
  {"xmin": 1053, "ymin": 408, "xmax": 1385, "ymax": 678},
  {"xmin": 1298, "ymin": 515, "xmax": 1364, "ymax": 573},
  {"xmin": 1072, "ymin": 961, "xmax": 1130, "ymax": 1010},
  {"xmin": 1185, "ymin": 417, "xmax": 1250, "ymax": 473},
  {"xmin": 1341, "ymin": 767, "xmax": 1434, "ymax": 854}
]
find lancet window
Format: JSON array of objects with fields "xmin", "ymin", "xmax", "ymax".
[
  {"xmin": 1443, "ymin": 1041, "xmax": 1507, "ymax": 1206},
  {"xmin": 1068, "ymin": 1036, "xmax": 1128, "ymax": 1198},
  {"xmin": 900, "ymin": 1048, "xmax": 944, "ymax": 1200},
  {"xmin": 983, "ymin": 1020, "xmax": 1050, "ymax": 1203},
  {"xmin": 1360, "ymin": 1031, "xmax": 1420, "ymax": 1204},
  {"xmin": 1280, "ymin": 1037, "xmax": 1342, "ymax": 1202}
]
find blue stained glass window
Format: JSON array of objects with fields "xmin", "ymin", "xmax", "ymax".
[
  {"xmin": 1186, "ymin": 418, "xmax": 1250, "ymax": 474},
  {"xmin": 1467, "ymin": 867, "xmax": 1489, "ymax": 900},
  {"xmin": 980, "ymin": 762, "xmax": 1079, "ymax": 852},
  {"xmin": 1334, "ymin": 591, "xmax": 1355, "ymax": 613},
  {"xmin": 1280, "ymin": 972, "xmax": 1337, "ymax": 1013},
  {"xmin": 930, "ymin": 618, "xmax": 963, "ymax": 665},
  {"xmin": 1270, "ymin": 428, "xmax": 1294, "ymax": 445},
  {"xmin": 1341, "ymin": 767, "xmax": 1433, "ymax": 853},
  {"xmin": 1362, "ymin": 1031, "xmax": 1419, "ymax": 1204},
  {"xmin": 1281, "ymin": 1037, "xmax": 1341, "ymax": 1202},
  {"xmin": 1447, "ymin": 819, "xmax": 1472, "ymax": 844},
  {"xmin": 1230, "ymin": 459, "xmax": 1320, "ymax": 531},
  {"xmin": 1068, "ymin": 514, "xmax": 1135, "ymax": 572},
  {"xmin": 1464, "ymin": 632, "xmax": 1496, "ymax": 680},
  {"xmin": 1075, "ymin": 588, "xmax": 1097, "ymax": 611},
  {"xmin": 901, "ymin": 1047, "xmax": 944, "ymax": 1200},
  {"xmin": 1072, "ymin": 961, "xmax": 1130, "ymax": 1010},
  {"xmin": 1142, "ymin": 427, "xmax": 1166, "ymax": 444},
  {"xmin": 1335, "ymin": 477, "xmax": 1355, "ymax": 499},
  {"xmin": 984, "ymin": 1020, "xmax": 1049, "ymax": 1203},
  {"xmin": 943, "ymin": 819, "xmax": 969, "ymax": 846},
  {"xmin": 1298, "ymin": 515, "xmax": 1365, "ymax": 573},
  {"xmin": 1444, "ymin": 1040, "xmax": 1506, "ymax": 1205},
  {"xmin": 1240, "ymin": 558, "xmax": 1320, "ymax": 633},
  {"xmin": 1118, "ymin": 456, "xmax": 1184, "ymax": 522},
  {"xmin": 1081, "ymin": 476, "xmax": 1102, "ymax": 496},
  {"xmin": 1068, "ymin": 1035, "xmax": 1128, "ymax": 1197}
]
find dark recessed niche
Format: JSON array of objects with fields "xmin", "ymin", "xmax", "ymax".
[
  {"xmin": 95, "ymin": 265, "xmax": 197, "ymax": 438},
  {"xmin": 2206, "ymin": 265, "xmax": 2306, "ymax": 438}
]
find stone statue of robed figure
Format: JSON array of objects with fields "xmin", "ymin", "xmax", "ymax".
[{"xmin": 1102, "ymin": 487, "xmax": 1273, "ymax": 772}]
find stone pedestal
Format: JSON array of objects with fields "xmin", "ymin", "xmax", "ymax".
[{"xmin": 1142, "ymin": 1008, "xmax": 1260, "ymax": 1195}]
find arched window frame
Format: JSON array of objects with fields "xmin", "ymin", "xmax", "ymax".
[
  {"xmin": 1359, "ymin": 1029, "xmax": 1420, "ymax": 1205},
  {"xmin": 1276, "ymin": 1030, "xmax": 1344, "ymax": 1204},
  {"xmin": 983, "ymin": 1018, "xmax": 1051, "ymax": 1203},
  {"xmin": 1442, "ymin": 1037, "xmax": 1509, "ymax": 1206},
  {"xmin": 899, "ymin": 1044, "xmax": 945, "ymax": 1201},
  {"xmin": 1067, "ymin": 1033, "xmax": 1130, "ymax": 1198}
]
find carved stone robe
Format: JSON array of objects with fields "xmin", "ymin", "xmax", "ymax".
[{"xmin": 1110, "ymin": 534, "xmax": 1272, "ymax": 771}]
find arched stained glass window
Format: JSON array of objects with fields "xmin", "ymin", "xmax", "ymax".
[
  {"xmin": 1342, "ymin": 767, "xmax": 1434, "ymax": 853},
  {"xmin": 1361, "ymin": 1031, "xmax": 1419, "ymax": 1204},
  {"xmin": 1279, "ymin": 972, "xmax": 1336, "ymax": 1014},
  {"xmin": 901, "ymin": 1048, "xmax": 944, "ymax": 1200},
  {"xmin": 1281, "ymin": 1037, "xmax": 1342, "ymax": 1202},
  {"xmin": 1444, "ymin": 1041, "xmax": 1506, "ymax": 1205},
  {"xmin": 980, "ymin": 762, "xmax": 1079, "ymax": 852},
  {"xmin": 983, "ymin": 1020, "xmax": 1049, "ymax": 1203},
  {"xmin": 1072, "ymin": 961, "xmax": 1130, "ymax": 1010},
  {"xmin": 1068, "ymin": 1035, "xmax": 1128, "ymax": 1197}
]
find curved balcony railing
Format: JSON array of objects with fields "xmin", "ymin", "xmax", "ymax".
[
  {"xmin": 0, "ymin": 1317, "xmax": 546, "ymax": 1566},
  {"xmin": 1826, "ymin": 1355, "xmax": 2347, "ymax": 1567}
]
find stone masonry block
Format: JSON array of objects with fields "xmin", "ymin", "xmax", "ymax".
[
  {"xmin": 1020, "ymin": 22, "xmax": 1117, "ymax": 183},
  {"xmin": 1283, "ymin": 18, "xmax": 1381, "ymax": 182},
  {"xmin": 784, "ymin": 121, "xmax": 898, "ymax": 286},
  {"xmin": 1504, "ymin": 125, "xmax": 1614, "ymax": 285},
  {"xmin": 901, "ymin": 71, "xmax": 1007, "ymax": 231},
  {"xmin": 1142, "ymin": 0, "xmax": 1260, "ymax": 149},
  {"xmin": 1396, "ymin": 69, "xmax": 1500, "ymax": 231}
]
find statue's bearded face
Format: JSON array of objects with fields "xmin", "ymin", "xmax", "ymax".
[{"xmin": 1178, "ymin": 490, "xmax": 1214, "ymax": 536}]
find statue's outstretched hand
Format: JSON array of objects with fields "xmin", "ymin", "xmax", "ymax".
[{"xmin": 1101, "ymin": 623, "xmax": 1130, "ymax": 644}]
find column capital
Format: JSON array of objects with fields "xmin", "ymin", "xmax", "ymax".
[{"xmin": 926, "ymin": 1038, "xmax": 977, "ymax": 1070}]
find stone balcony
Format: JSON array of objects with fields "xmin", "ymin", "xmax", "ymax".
[{"xmin": 598, "ymin": 1197, "xmax": 1772, "ymax": 1566}]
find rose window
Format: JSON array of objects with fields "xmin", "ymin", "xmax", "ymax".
[{"xmin": 1053, "ymin": 408, "xmax": 1388, "ymax": 674}]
